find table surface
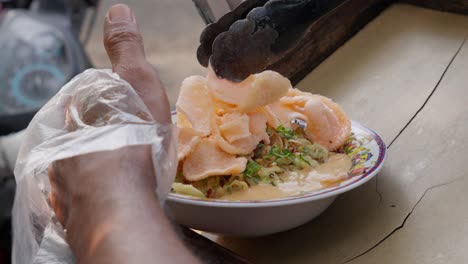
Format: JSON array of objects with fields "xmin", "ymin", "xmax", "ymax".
[{"xmin": 202, "ymin": 4, "xmax": 468, "ymax": 263}]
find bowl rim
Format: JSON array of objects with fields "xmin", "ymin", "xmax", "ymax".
[{"xmin": 167, "ymin": 119, "xmax": 387, "ymax": 208}]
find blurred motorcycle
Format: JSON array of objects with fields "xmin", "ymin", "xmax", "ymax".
[
  {"xmin": 0, "ymin": 0, "xmax": 98, "ymax": 132},
  {"xmin": 0, "ymin": 0, "xmax": 99, "ymax": 261}
]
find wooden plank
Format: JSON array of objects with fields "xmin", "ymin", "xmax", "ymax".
[
  {"xmin": 270, "ymin": 0, "xmax": 393, "ymax": 85},
  {"xmin": 400, "ymin": 0, "xmax": 468, "ymax": 16},
  {"xmin": 349, "ymin": 32, "xmax": 468, "ymax": 264},
  {"xmin": 202, "ymin": 5, "xmax": 468, "ymax": 263}
]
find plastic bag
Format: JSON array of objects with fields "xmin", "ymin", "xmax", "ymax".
[{"xmin": 11, "ymin": 69, "xmax": 177, "ymax": 264}]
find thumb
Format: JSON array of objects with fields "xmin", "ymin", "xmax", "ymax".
[{"xmin": 104, "ymin": 4, "xmax": 171, "ymax": 125}]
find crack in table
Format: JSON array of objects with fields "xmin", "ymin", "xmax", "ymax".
[
  {"xmin": 348, "ymin": 32, "xmax": 468, "ymax": 264},
  {"xmin": 345, "ymin": 177, "xmax": 464, "ymax": 263}
]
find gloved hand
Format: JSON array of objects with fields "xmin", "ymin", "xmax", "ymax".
[
  {"xmin": 49, "ymin": 2, "xmax": 171, "ymax": 230},
  {"xmin": 47, "ymin": 4, "xmax": 196, "ymax": 263}
]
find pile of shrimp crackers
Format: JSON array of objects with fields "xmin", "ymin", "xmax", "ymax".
[{"xmin": 176, "ymin": 68, "xmax": 351, "ymax": 182}]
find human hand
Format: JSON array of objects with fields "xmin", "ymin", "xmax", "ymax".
[
  {"xmin": 46, "ymin": 5, "xmax": 195, "ymax": 263},
  {"xmin": 49, "ymin": 2, "xmax": 169, "ymax": 230}
]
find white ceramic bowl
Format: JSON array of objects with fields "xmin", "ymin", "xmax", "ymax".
[{"xmin": 167, "ymin": 121, "xmax": 386, "ymax": 236}]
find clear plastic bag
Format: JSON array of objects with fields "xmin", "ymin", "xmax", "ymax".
[{"xmin": 11, "ymin": 69, "xmax": 177, "ymax": 264}]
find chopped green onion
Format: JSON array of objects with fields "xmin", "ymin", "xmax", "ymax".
[
  {"xmin": 277, "ymin": 125, "xmax": 295, "ymax": 139},
  {"xmin": 244, "ymin": 160, "xmax": 262, "ymax": 179},
  {"xmin": 266, "ymin": 146, "xmax": 294, "ymax": 160}
]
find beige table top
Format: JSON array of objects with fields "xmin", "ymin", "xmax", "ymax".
[{"xmin": 202, "ymin": 4, "xmax": 468, "ymax": 263}]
